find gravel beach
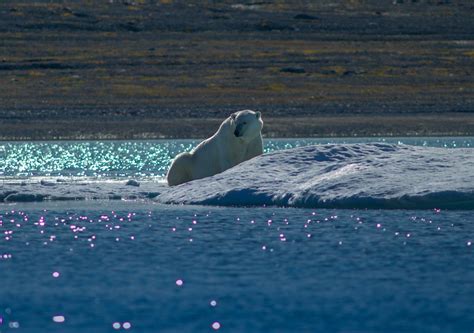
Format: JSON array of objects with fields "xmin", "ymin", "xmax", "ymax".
[{"xmin": 1, "ymin": 0, "xmax": 473, "ymax": 139}]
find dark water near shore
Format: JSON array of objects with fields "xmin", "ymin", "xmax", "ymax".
[{"xmin": 1, "ymin": 202, "xmax": 473, "ymax": 332}]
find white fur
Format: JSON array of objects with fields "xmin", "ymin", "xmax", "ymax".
[{"xmin": 167, "ymin": 110, "xmax": 264, "ymax": 186}]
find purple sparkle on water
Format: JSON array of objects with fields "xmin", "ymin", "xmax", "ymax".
[{"xmin": 52, "ymin": 315, "xmax": 65, "ymax": 323}]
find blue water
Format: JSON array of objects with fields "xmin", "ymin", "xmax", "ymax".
[
  {"xmin": 1, "ymin": 138, "xmax": 473, "ymax": 332},
  {"xmin": 0, "ymin": 202, "xmax": 473, "ymax": 332}
]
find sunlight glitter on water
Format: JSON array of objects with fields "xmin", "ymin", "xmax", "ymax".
[
  {"xmin": 0, "ymin": 202, "xmax": 473, "ymax": 331},
  {"xmin": 52, "ymin": 315, "xmax": 65, "ymax": 323},
  {"xmin": 1, "ymin": 137, "xmax": 472, "ymax": 179}
]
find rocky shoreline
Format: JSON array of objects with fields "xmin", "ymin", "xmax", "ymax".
[{"xmin": 1, "ymin": 1, "xmax": 473, "ymax": 139}]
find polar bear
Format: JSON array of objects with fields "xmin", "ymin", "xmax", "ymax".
[{"xmin": 167, "ymin": 110, "xmax": 264, "ymax": 186}]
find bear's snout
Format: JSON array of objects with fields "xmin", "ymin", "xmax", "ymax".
[{"xmin": 234, "ymin": 123, "xmax": 244, "ymax": 137}]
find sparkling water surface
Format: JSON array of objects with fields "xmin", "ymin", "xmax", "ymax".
[
  {"xmin": 0, "ymin": 202, "xmax": 473, "ymax": 333},
  {"xmin": 1, "ymin": 138, "xmax": 473, "ymax": 332},
  {"xmin": 1, "ymin": 137, "xmax": 472, "ymax": 179}
]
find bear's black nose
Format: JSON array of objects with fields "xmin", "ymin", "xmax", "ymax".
[{"xmin": 234, "ymin": 123, "xmax": 244, "ymax": 137}]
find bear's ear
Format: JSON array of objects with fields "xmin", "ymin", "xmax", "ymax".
[
  {"xmin": 256, "ymin": 111, "xmax": 261, "ymax": 119},
  {"xmin": 230, "ymin": 113, "xmax": 237, "ymax": 125},
  {"xmin": 229, "ymin": 112, "xmax": 237, "ymax": 127}
]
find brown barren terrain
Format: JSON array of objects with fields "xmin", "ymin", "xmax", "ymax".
[{"xmin": 0, "ymin": 0, "xmax": 473, "ymax": 139}]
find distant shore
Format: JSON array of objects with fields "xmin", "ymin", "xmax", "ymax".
[
  {"xmin": 1, "ymin": 114, "xmax": 473, "ymax": 141},
  {"xmin": 1, "ymin": 1, "xmax": 473, "ymax": 140}
]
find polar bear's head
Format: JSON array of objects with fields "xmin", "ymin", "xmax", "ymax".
[{"xmin": 230, "ymin": 110, "xmax": 263, "ymax": 142}]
